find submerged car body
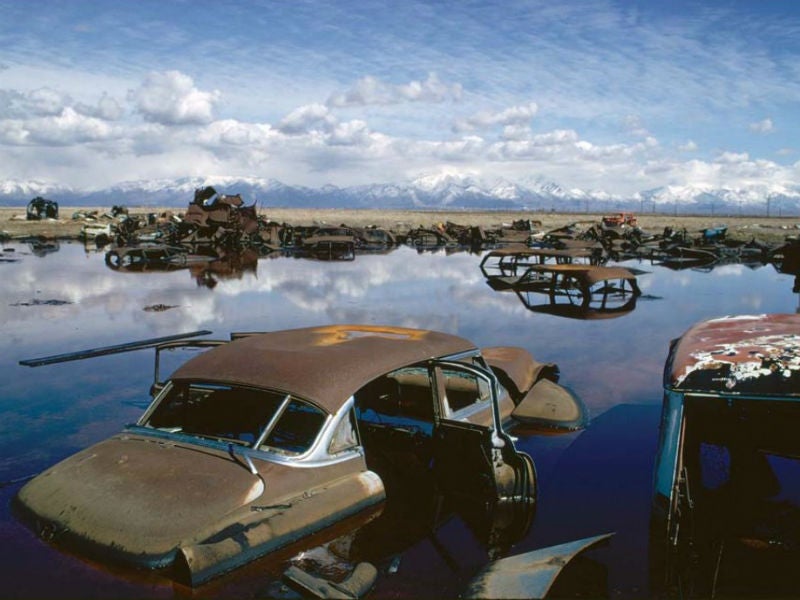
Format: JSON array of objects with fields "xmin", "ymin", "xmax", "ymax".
[
  {"xmin": 15, "ymin": 324, "xmax": 585, "ymax": 587},
  {"xmin": 651, "ymin": 314, "xmax": 800, "ymax": 597}
]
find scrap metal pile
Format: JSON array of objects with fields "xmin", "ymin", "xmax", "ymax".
[{"xmin": 74, "ymin": 190, "xmax": 800, "ymax": 279}]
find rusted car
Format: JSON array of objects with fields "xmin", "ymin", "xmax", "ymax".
[
  {"xmin": 299, "ymin": 234, "xmax": 356, "ymax": 260},
  {"xmin": 651, "ymin": 314, "xmax": 800, "ymax": 597},
  {"xmin": 104, "ymin": 244, "xmax": 189, "ymax": 270},
  {"xmin": 15, "ymin": 324, "xmax": 585, "ymax": 587},
  {"xmin": 483, "ymin": 261, "xmax": 641, "ymax": 315},
  {"xmin": 601, "ymin": 212, "xmax": 637, "ymax": 229},
  {"xmin": 479, "ymin": 246, "xmax": 602, "ymax": 281}
]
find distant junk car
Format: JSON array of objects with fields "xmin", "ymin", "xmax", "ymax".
[
  {"xmin": 26, "ymin": 196, "xmax": 59, "ymax": 220},
  {"xmin": 651, "ymin": 314, "xmax": 800, "ymax": 597},
  {"xmin": 15, "ymin": 324, "xmax": 586, "ymax": 587}
]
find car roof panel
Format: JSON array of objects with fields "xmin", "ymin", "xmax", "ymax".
[
  {"xmin": 171, "ymin": 324, "xmax": 476, "ymax": 413},
  {"xmin": 665, "ymin": 313, "xmax": 800, "ymax": 396}
]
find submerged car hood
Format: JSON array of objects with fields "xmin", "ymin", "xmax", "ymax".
[{"xmin": 16, "ymin": 432, "xmax": 271, "ymax": 567}]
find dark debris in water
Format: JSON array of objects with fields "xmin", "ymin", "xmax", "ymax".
[
  {"xmin": 11, "ymin": 298, "xmax": 72, "ymax": 306},
  {"xmin": 143, "ymin": 303, "xmax": 179, "ymax": 312}
]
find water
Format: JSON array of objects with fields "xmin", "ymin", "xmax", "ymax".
[{"xmin": 1, "ymin": 240, "xmax": 797, "ymax": 598}]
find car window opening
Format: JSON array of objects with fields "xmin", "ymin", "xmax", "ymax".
[
  {"xmin": 680, "ymin": 396, "xmax": 800, "ymax": 579},
  {"xmin": 353, "ymin": 368, "xmax": 437, "ymax": 498},
  {"xmin": 144, "ymin": 383, "xmax": 325, "ymax": 455}
]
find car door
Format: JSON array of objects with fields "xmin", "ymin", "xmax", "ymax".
[{"xmin": 429, "ymin": 360, "xmax": 536, "ymax": 539}]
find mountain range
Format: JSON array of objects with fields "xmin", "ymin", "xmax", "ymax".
[{"xmin": 1, "ymin": 173, "xmax": 799, "ymax": 216}]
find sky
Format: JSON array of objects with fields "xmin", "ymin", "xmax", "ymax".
[{"xmin": 0, "ymin": 0, "xmax": 799, "ymax": 196}]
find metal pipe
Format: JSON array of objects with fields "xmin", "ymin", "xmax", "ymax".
[{"xmin": 19, "ymin": 330, "xmax": 213, "ymax": 367}]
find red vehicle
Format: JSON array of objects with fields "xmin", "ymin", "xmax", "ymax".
[{"xmin": 601, "ymin": 212, "xmax": 637, "ymax": 228}]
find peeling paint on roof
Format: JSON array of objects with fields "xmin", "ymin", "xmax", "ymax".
[{"xmin": 666, "ymin": 314, "xmax": 800, "ymax": 395}]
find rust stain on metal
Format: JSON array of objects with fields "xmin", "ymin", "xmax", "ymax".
[
  {"xmin": 310, "ymin": 324, "xmax": 429, "ymax": 347},
  {"xmin": 668, "ymin": 314, "xmax": 800, "ymax": 392}
]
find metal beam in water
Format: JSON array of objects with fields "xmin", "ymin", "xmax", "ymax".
[{"xmin": 19, "ymin": 330, "xmax": 213, "ymax": 367}]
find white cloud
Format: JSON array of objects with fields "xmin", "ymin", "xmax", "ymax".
[
  {"xmin": 749, "ymin": 117, "xmax": 774, "ymax": 134},
  {"xmin": 197, "ymin": 119, "xmax": 274, "ymax": 147},
  {"xmin": 716, "ymin": 151, "xmax": 750, "ymax": 164},
  {"xmin": 0, "ymin": 107, "xmax": 115, "ymax": 146},
  {"xmin": 276, "ymin": 103, "xmax": 335, "ymax": 134},
  {"xmin": 679, "ymin": 140, "xmax": 698, "ymax": 152},
  {"xmin": 453, "ymin": 103, "xmax": 538, "ymax": 133},
  {"xmin": 327, "ymin": 73, "xmax": 462, "ymax": 107},
  {"xmin": 76, "ymin": 93, "xmax": 125, "ymax": 121},
  {"xmin": 328, "ymin": 120, "xmax": 372, "ymax": 146},
  {"xmin": 129, "ymin": 71, "xmax": 221, "ymax": 125},
  {"xmin": 0, "ymin": 88, "xmax": 70, "ymax": 118}
]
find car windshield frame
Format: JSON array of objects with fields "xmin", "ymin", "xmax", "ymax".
[{"xmin": 137, "ymin": 380, "xmax": 328, "ymax": 456}]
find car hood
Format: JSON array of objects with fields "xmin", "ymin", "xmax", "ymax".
[{"xmin": 15, "ymin": 432, "xmax": 272, "ymax": 568}]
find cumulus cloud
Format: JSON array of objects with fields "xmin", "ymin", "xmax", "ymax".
[
  {"xmin": 679, "ymin": 140, "xmax": 698, "ymax": 152},
  {"xmin": 329, "ymin": 120, "xmax": 372, "ymax": 146},
  {"xmin": 0, "ymin": 107, "xmax": 114, "ymax": 146},
  {"xmin": 716, "ymin": 151, "xmax": 749, "ymax": 164},
  {"xmin": 129, "ymin": 71, "xmax": 221, "ymax": 125},
  {"xmin": 749, "ymin": 117, "xmax": 774, "ymax": 134},
  {"xmin": 326, "ymin": 73, "xmax": 462, "ymax": 107},
  {"xmin": 76, "ymin": 93, "xmax": 125, "ymax": 121},
  {"xmin": 276, "ymin": 103, "xmax": 336, "ymax": 135},
  {"xmin": 0, "ymin": 88, "xmax": 71, "ymax": 119},
  {"xmin": 197, "ymin": 119, "xmax": 274, "ymax": 147},
  {"xmin": 0, "ymin": 87, "xmax": 124, "ymax": 126},
  {"xmin": 453, "ymin": 103, "xmax": 538, "ymax": 133}
]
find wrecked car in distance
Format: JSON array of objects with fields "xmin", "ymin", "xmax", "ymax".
[{"xmin": 14, "ymin": 324, "xmax": 586, "ymax": 587}]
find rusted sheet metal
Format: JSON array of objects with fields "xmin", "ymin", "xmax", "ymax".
[
  {"xmin": 666, "ymin": 313, "xmax": 800, "ymax": 395},
  {"xmin": 515, "ymin": 265, "xmax": 642, "ymax": 303},
  {"xmin": 171, "ymin": 325, "xmax": 476, "ymax": 414},
  {"xmin": 552, "ymin": 237, "xmax": 603, "ymax": 251},
  {"xmin": 480, "ymin": 247, "xmax": 599, "ymax": 278},
  {"xmin": 282, "ymin": 562, "xmax": 378, "ymax": 599},
  {"xmin": 511, "ymin": 378, "xmax": 587, "ymax": 431},
  {"xmin": 176, "ymin": 471, "xmax": 385, "ymax": 586},
  {"xmin": 15, "ymin": 431, "xmax": 385, "ymax": 581},
  {"xmin": 524, "ymin": 263, "xmax": 638, "ymax": 286},
  {"xmin": 463, "ymin": 532, "xmax": 614, "ymax": 599},
  {"xmin": 483, "ymin": 346, "xmax": 587, "ymax": 431},
  {"xmin": 482, "ymin": 346, "xmax": 559, "ymax": 395}
]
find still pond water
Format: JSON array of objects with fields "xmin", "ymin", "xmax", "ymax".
[{"xmin": 0, "ymin": 239, "xmax": 797, "ymax": 598}]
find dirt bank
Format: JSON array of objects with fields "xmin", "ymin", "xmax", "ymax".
[{"xmin": 1, "ymin": 206, "xmax": 798, "ymax": 245}]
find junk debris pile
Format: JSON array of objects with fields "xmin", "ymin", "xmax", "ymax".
[{"xmin": 7, "ymin": 193, "xmax": 800, "ymax": 282}]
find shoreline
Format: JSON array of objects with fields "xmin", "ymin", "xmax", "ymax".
[{"xmin": 2, "ymin": 206, "xmax": 798, "ymax": 245}]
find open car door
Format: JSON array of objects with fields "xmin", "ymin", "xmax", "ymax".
[{"xmin": 430, "ymin": 361, "xmax": 536, "ymax": 543}]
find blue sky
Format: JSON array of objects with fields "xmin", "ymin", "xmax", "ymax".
[{"xmin": 0, "ymin": 0, "xmax": 798, "ymax": 195}]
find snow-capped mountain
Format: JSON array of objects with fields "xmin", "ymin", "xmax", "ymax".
[
  {"xmin": 637, "ymin": 183, "xmax": 800, "ymax": 215},
  {"xmin": 1, "ymin": 175, "xmax": 798, "ymax": 215}
]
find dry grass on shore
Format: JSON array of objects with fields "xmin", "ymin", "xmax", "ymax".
[{"xmin": 1, "ymin": 206, "xmax": 798, "ymax": 245}]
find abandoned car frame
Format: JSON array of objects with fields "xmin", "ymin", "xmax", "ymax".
[
  {"xmin": 651, "ymin": 313, "xmax": 800, "ymax": 597},
  {"xmin": 15, "ymin": 324, "xmax": 585, "ymax": 587}
]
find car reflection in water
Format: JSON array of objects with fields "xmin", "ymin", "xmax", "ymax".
[
  {"xmin": 105, "ymin": 245, "xmax": 259, "ymax": 288},
  {"xmin": 481, "ymin": 247, "xmax": 643, "ymax": 320},
  {"xmin": 651, "ymin": 314, "xmax": 800, "ymax": 598}
]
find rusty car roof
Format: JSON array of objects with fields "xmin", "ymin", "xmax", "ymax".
[
  {"xmin": 170, "ymin": 324, "xmax": 476, "ymax": 413},
  {"xmin": 526, "ymin": 264, "xmax": 638, "ymax": 286},
  {"xmin": 665, "ymin": 313, "xmax": 800, "ymax": 396}
]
